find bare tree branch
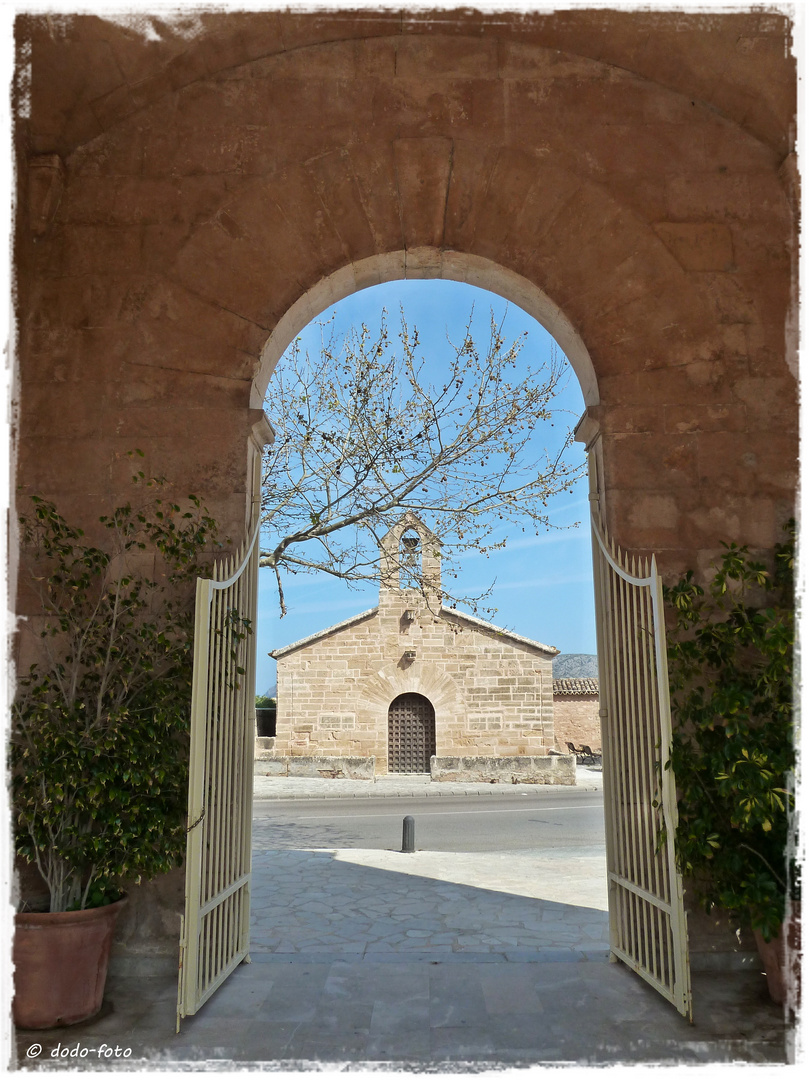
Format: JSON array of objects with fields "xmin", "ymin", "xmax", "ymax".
[{"xmin": 260, "ymin": 306, "xmax": 585, "ymax": 616}]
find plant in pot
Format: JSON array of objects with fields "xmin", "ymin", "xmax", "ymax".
[
  {"xmin": 11, "ymin": 463, "xmax": 219, "ymax": 1029},
  {"xmin": 662, "ymin": 521, "xmax": 798, "ymax": 1007}
]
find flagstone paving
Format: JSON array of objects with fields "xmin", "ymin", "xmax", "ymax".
[
  {"xmin": 12, "ymin": 772, "xmax": 793, "ymax": 1068},
  {"xmin": 249, "ymin": 766, "xmax": 611, "ymax": 960},
  {"xmin": 248, "ymin": 846, "xmax": 611, "ymax": 960}
]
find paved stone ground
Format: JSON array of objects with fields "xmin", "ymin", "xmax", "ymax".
[
  {"xmin": 249, "ymin": 847, "xmax": 611, "ymax": 960},
  {"xmin": 250, "ymin": 764, "xmax": 610, "ymax": 960},
  {"xmin": 12, "ymin": 769, "xmax": 794, "ymax": 1068},
  {"xmin": 15, "ymin": 960, "xmax": 792, "ymax": 1068}
]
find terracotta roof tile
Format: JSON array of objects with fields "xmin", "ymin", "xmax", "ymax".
[{"xmin": 553, "ymin": 677, "xmax": 599, "ymax": 695}]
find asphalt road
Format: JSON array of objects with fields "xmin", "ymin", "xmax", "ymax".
[{"xmin": 253, "ymin": 790, "xmax": 605, "ymax": 855}]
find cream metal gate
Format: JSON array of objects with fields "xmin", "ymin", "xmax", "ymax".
[
  {"xmin": 591, "ymin": 511, "xmax": 692, "ymax": 1020},
  {"xmin": 177, "ymin": 518, "xmax": 260, "ymax": 1029}
]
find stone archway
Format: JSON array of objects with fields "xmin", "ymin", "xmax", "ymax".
[
  {"xmin": 358, "ymin": 660, "xmax": 466, "ymax": 770},
  {"xmin": 249, "ymin": 251, "xmax": 599, "ymax": 410},
  {"xmin": 14, "ymin": 8, "xmax": 797, "ymax": 982},
  {"xmin": 17, "ymin": 14, "xmax": 796, "ymax": 567}
]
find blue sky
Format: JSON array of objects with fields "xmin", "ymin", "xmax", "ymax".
[{"xmin": 255, "ymin": 280, "xmax": 596, "ymax": 694}]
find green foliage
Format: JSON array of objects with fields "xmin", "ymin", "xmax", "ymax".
[
  {"xmin": 663, "ymin": 521, "xmax": 796, "ymax": 940},
  {"xmin": 12, "ymin": 465, "xmax": 219, "ymax": 913},
  {"xmin": 255, "ymin": 695, "xmax": 276, "ymax": 711}
]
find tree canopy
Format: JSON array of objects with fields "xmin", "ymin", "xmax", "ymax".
[{"xmin": 260, "ymin": 307, "xmax": 584, "ymax": 617}]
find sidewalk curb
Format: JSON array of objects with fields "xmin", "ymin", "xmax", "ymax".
[
  {"xmin": 253, "ymin": 768, "xmax": 604, "ymax": 800},
  {"xmin": 252, "ymin": 788, "xmax": 603, "ymax": 800}
]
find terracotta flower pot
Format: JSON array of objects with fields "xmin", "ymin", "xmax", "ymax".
[
  {"xmin": 13, "ymin": 898, "xmax": 127, "ymax": 1029},
  {"xmin": 753, "ymin": 905, "xmax": 801, "ymax": 1008}
]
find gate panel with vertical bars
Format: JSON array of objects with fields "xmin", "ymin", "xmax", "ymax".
[
  {"xmin": 388, "ymin": 693, "xmax": 436, "ymax": 773},
  {"xmin": 177, "ymin": 518, "xmax": 260, "ymax": 1030},
  {"xmin": 591, "ymin": 512, "xmax": 692, "ymax": 1020}
]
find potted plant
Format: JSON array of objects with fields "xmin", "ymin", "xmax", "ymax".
[
  {"xmin": 11, "ymin": 460, "xmax": 219, "ymax": 1028},
  {"xmin": 663, "ymin": 521, "xmax": 798, "ymax": 1006}
]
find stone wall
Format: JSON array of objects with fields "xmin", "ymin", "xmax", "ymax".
[
  {"xmin": 14, "ymin": 8, "xmax": 797, "ymax": 969},
  {"xmin": 256, "ymin": 755, "xmax": 376, "ymax": 780},
  {"xmin": 272, "ymin": 600, "xmax": 556, "ymax": 773},
  {"xmin": 15, "ymin": 10, "xmax": 797, "ymax": 579},
  {"xmin": 553, "ymin": 681, "xmax": 601, "ymax": 752},
  {"xmin": 431, "ymin": 755, "xmax": 575, "ymax": 785}
]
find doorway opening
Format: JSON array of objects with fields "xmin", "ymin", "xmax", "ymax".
[
  {"xmin": 256, "ymin": 274, "xmax": 597, "ymax": 726},
  {"xmin": 248, "ymin": 272, "xmax": 606, "ymax": 966},
  {"xmin": 388, "ymin": 693, "xmax": 436, "ymax": 774},
  {"xmin": 179, "ymin": 256, "xmax": 689, "ymax": 1025}
]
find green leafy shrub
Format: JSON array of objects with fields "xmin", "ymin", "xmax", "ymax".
[
  {"xmin": 12, "ymin": 466, "xmax": 219, "ymax": 912},
  {"xmin": 663, "ymin": 522, "xmax": 796, "ymax": 940}
]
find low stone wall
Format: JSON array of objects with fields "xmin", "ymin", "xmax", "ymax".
[
  {"xmin": 255, "ymin": 756, "xmax": 376, "ymax": 780},
  {"xmin": 430, "ymin": 754, "xmax": 576, "ymax": 785}
]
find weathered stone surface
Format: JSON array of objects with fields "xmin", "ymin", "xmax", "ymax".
[
  {"xmin": 254, "ymin": 758, "xmax": 287, "ymax": 778},
  {"xmin": 553, "ymin": 689, "xmax": 601, "ymax": 754},
  {"xmin": 110, "ymin": 868, "xmax": 184, "ymax": 972},
  {"xmin": 286, "ymin": 757, "xmax": 376, "ymax": 780},
  {"xmin": 12, "ymin": 8, "xmax": 797, "ymax": 970},
  {"xmin": 15, "ymin": 12, "xmax": 797, "ymax": 568},
  {"xmin": 270, "ymin": 517, "xmax": 557, "ymax": 775},
  {"xmin": 431, "ymin": 755, "xmax": 575, "ymax": 785},
  {"xmin": 653, "ymin": 223, "xmax": 736, "ymax": 272}
]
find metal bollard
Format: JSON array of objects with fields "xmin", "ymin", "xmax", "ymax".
[{"xmin": 401, "ymin": 815, "xmax": 415, "ymax": 853}]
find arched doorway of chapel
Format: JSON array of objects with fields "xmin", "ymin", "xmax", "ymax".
[{"xmin": 388, "ymin": 693, "xmax": 437, "ymax": 775}]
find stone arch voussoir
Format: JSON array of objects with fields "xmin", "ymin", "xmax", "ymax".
[{"xmin": 359, "ymin": 661, "xmax": 465, "ymax": 745}]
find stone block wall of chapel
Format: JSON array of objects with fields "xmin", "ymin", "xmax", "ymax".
[{"xmin": 273, "ymin": 607, "xmax": 555, "ymax": 770}]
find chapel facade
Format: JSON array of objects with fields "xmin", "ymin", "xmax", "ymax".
[{"xmin": 259, "ymin": 513, "xmax": 574, "ymax": 784}]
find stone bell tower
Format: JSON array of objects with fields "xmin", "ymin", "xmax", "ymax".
[{"xmin": 378, "ymin": 512, "xmax": 442, "ymax": 618}]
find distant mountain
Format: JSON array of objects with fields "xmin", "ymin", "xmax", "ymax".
[{"xmin": 553, "ymin": 654, "xmax": 599, "ymax": 678}]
